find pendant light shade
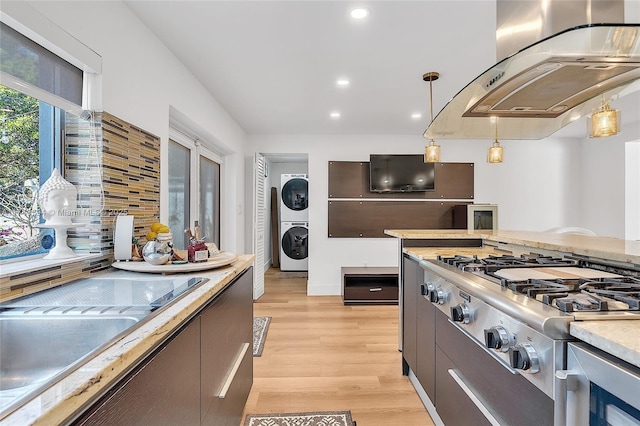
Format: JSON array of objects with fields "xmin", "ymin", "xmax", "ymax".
[
  {"xmin": 488, "ymin": 141, "xmax": 503, "ymax": 163},
  {"xmin": 423, "ymin": 72, "xmax": 440, "ymax": 163},
  {"xmin": 425, "ymin": 142, "xmax": 440, "ymax": 163},
  {"xmin": 589, "ymin": 100, "xmax": 620, "ymax": 138},
  {"xmin": 487, "ymin": 118, "xmax": 503, "ymax": 163}
]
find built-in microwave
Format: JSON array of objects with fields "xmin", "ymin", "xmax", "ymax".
[{"xmin": 453, "ymin": 204, "xmax": 498, "ymax": 231}]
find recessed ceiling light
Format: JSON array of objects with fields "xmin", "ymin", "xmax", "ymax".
[
  {"xmin": 330, "ymin": 112, "xmax": 341, "ymax": 118},
  {"xmin": 350, "ymin": 8, "xmax": 369, "ymax": 19},
  {"xmin": 336, "ymin": 79, "xmax": 350, "ymax": 87},
  {"xmin": 411, "ymin": 113, "xmax": 422, "ymax": 119}
]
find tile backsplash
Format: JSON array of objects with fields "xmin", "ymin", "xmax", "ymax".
[{"xmin": 0, "ymin": 112, "xmax": 161, "ymax": 301}]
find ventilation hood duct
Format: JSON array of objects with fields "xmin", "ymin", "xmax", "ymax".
[{"xmin": 424, "ymin": 0, "xmax": 640, "ymax": 140}]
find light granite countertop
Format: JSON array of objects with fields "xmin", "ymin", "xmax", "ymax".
[
  {"xmin": 402, "ymin": 246, "xmax": 504, "ymax": 261},
  {"xmin": 0, "ymin": 254, "xmax": 254, "ymax": 426},
  {"xmin": 570, "ymin": 321, "xmax": 640, "ymax": 368},
  {"xmin": 385, "ymin": 229, "xmax": 640, "ymax": 265},
  {"xmin": 389, "ymin": 230, "xmax": 640, "ymax": 369}
]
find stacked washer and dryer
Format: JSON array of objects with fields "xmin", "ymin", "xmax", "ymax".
[{"xmin": 280, "ymin": 174, "xmax": 308, "ymax": 271}]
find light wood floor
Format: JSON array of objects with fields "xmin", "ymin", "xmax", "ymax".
[{"xmin": 241, "ymin": 268, "xmax": 434, "ymax": 426}]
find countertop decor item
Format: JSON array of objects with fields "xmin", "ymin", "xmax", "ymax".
[
  {"xmin": 112, "ymin": 251, "xmax": 237, "ymax": 274},
  {"xmin": 35, "ymin": 168, "xmax": 78, "ymax": 259},
  {"xmin": 38, "ymin": 168, "xmax": 77, "ymax": 226},
  {"xmin": 142, "ymin": 233, "xmax": 173, "ymax": 265}
]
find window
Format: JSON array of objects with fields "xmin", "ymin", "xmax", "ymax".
[
  {"xmin": 199, "ymin": 155, "xmax": 220, "ymax": 247},
  {"xmin": 168, "ymin": 131, "xmax": 221, "ymax": 251},
  {"xmin": 0, "ymin": 19, "xmax": 85, "ymax": 261},
  {"xmin": 168, "ymin": 140, "xmax": 191, "ymax": 249},
  {"xmin": 0, "ymin": 85, "xmax": 62, "ymax": 260}
]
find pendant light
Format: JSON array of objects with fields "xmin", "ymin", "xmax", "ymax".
[
  {"xmin": 423, "ymin": 72, "xmax": 440, "ymax": 163},
  {"xmin": 487, "ymin": 117, "xmax": 503, "ymax": 163},
  {"xmin": 589, "ymin": 98, "xmax": 620, "ymax": 138}
]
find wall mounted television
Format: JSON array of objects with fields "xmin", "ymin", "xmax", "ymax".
[{"xmin": 369, "ymin": 154, "xmax": 435, "ymax": 193}]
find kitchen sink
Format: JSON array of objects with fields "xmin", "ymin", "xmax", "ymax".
[
  {"xmin": 0, "ymin": 314, "xmax": 144, "ymax": 417},
  {"xmin": 0, "ymin": 315, "xmax": 142, "ymax": 391},
  {"xmin": 0, "ymin": 273, "xmax": 209, "ymax": 419}
]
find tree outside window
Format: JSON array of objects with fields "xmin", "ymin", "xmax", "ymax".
[{"xmin": 0, "ymin": 85, "xmax": 44, "ymax": 259}]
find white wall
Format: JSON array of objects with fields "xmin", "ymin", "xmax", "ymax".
[
  {"xmin": 25, "ymin": 0, "xmax": 248, "ymax": 253},
  {"xmin": 626, "ymin": 142, "xmax": 640, "ymax": 241},
  {"xmin": 578, "ymin": 96, "xmax": 640, "ymax": 239},
  {"xmin": 247, "ymin": 134, "xmax": 583, "ymax": 294}
]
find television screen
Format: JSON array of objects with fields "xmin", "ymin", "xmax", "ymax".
[{"xmin": 369, "ymin": 154, "xmax": 435, "ymax": 193}]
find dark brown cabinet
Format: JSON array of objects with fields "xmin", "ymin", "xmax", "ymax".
[
  {"xmin": 402, "ymin": 256, "xmax": 419, "ymax": 373},
  {"xmin": 343, "ymin": 273, "xmax": 398, "ymax": 305},
  {"xmin": 72, "ymin": 267, "xmax": 253, "ymax": 426},
  {"xmin": 402, "ymin": 255, "xmax": 435, "ymax": 400},
  {"xmin": 327, "ymin": 161, "xmax": 474, "ymax": 238},
  {"xmin": 415, "ymin": 275, "xmax": 436, "ymax": 401},
  {"xmin": 201, "ymin": 268, "xmax": 253, "ymax": 426},
  {"xmin": 73, "ymin": 319, "xmax": 201, "ymax": 426}
]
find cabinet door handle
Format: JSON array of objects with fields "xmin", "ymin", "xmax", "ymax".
[
  {"xmin": 448, "ymin": 369, "xmax": 501, "ymax": 426},
  {"xmin": 217, "ymin": 342, "xmax": 250, "ymax": 399},
  {"xmin": 369, "ymin": 287, "xmax": 383, "ymax": 292}
]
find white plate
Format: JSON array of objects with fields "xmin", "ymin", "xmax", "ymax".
[{"xmin": 112, "ymin": 251, "xmax": 237, "ymax": 274}]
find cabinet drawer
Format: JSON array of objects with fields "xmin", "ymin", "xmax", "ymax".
[{"xmin": 343, "ymin": 273, "xmax": 398, "ymax": 304}]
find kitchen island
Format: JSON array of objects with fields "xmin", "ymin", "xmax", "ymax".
[
  {"xmin": 386, "ymin": 229, "xmax": 640, "ymax": 425},
  {"xmin": 385, "ymin": 229, "xmax": 640, "ymax": 366},
  {"xmin": 0, "ymin": 254, "xmax": 254, "ymax": 426}
]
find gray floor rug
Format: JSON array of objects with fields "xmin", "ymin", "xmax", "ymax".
[
  {"xmin": 253, "ymin": 316, "xmax": 271, "ymax": 357},
  {"xmin": 276, "ymin": 271, "xmax": 308, "ymax": 279},
  {"xmin": 244, "ymin": 411, "xmax": 355, "ymax": 426}
]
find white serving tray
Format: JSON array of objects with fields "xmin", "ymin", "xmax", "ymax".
[{"xmin": 112, "ymin": 251, "xmax": 237, "ymax": 274}]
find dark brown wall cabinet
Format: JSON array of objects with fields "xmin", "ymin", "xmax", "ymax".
[
  {"xmin": 72, "ymin": 268, "xmax": 253, "ymax": 426},
  {"xmin": 328, "ymin": 161, "xmax": 474, "ymax": 238}
]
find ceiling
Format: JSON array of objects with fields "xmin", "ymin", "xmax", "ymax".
[
  {"xmin": 124, "ymin": 1, "xmax": 498, "ymax": 136},
  {"xmin": 124, "ymin": 1, "xmax": 639, "ymax": 139}
]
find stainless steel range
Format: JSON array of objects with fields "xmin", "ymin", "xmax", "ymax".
[{"xmin": 416, "ymin": 252, "xmax": 640, "ymax": 425}]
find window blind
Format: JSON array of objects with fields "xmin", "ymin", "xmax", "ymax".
[{"xmin": 1, "ymin": 22, "xmax": 82, "ymax": 109}]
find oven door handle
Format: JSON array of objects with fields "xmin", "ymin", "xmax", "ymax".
[
  {"xmin": 448, "ymin": 369, "xmax": 501, "ymax": 426},
  {"xmin": 553, "ymin": 369, "xmax": 579, "ymax": 426}
]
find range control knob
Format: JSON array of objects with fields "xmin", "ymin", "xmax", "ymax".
[
  {"xmin": 450, "ymin": 303, "xmax": 472, "ymax": 324},
  {"xmin": 426, "ymin": 286, "xmax": 444, "ymax": 304},
  {"xmin": 420, "ymin": 282, "xmax": 434, "ymax": 296},
  {"xmin": 484, "ymin": 326, "xmax": 510, "ymax": 352},
  {"xmin": 435, "ymin": 287, "xmax": 447, "ymax": 305},
  {"xmin": 509, "ymin": 343, "xmax": 540, "ymax": 374}
]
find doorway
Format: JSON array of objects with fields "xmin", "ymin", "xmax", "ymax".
[{"xmin": 253, "ymin": 154, "xmax": 309, "ymax": 298}]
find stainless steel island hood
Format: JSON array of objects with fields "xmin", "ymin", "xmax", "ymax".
[{"xmin": 424, "ymin": 0, "xmax": 640, "ymax": 140}]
